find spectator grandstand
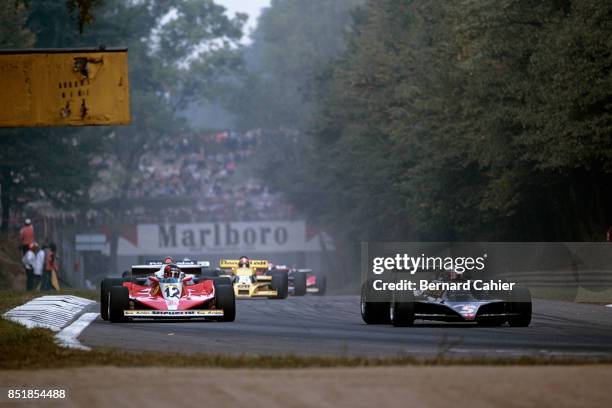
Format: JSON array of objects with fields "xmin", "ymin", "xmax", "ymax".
[
  {"xmin": 11, "ymin": 130, "xmax": 296, "ymax": 231},
  {"xmin": 93, "ymin": 129, "xmax": 295, "ymax": 224}
]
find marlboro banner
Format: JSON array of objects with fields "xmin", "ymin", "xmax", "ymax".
[{"xmin": 78, "ymin": 221, "xmax": 333, "ymax": 255}]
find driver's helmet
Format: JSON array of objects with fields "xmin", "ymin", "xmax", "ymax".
[
  {"xmin": 164, "ymin": 263, "xmax": 181, "ymax": 279},
  {"xmin": 163, "ymin": 256, "xmax": 174, "ymax": 264},
  {"xmin": 238, "ymin": 256, "xmax": 250, "ymax": 268}
]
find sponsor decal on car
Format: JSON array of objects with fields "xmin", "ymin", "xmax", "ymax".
[{"xmin": 124, "ymin": 310, "xmax": 223, "ymax": 317}]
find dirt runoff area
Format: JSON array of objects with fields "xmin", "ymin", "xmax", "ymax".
[{"xmin": 0, "ymin": 365, "xmax": 610, "ymax": 407}]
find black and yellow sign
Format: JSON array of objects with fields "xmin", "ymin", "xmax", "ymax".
[{"xmin": 0, "ymin": 48, "xmax": 130, "ymax": 127}]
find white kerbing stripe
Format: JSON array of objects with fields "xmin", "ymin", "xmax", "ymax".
[
  {"xmin": 3, "ymin": 295, "xmax": 95, "ymax": 331},
  {"xmin": 55, "ymin": 313, "xmax": 99, "ymax": 350}
]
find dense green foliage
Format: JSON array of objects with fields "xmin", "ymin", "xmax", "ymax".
[
  {"xmin": 15, "ymin": 0, "xmax": 103, "ymax": 33},
  {"xmin": 246, "ymin": 0, "xmax": 612, "ymax": 243},
  {"xmin": 2, "ymin": 0, "xmax": 610, "ymax": 248}
]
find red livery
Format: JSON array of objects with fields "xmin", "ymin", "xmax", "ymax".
[{"xmin": 100, "ymin": 260, "xmax": 236, "ymax": 322}]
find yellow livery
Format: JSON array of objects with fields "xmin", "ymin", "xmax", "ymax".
[{"xmin": 220, "ymin": 258, "xmax": 288, "ymax": 299}]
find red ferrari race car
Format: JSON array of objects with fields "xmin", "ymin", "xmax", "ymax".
[{"xmin": 100, "ymin": 259, "xmax": 235, "ymax": 323}]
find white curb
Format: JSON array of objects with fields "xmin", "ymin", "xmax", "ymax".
[
  {"xmin": 3, "ymin": 295, "xmax": 98, "ymax": 350},
  {"xmin": 3, "ymin": 295, "xmax": 95, "ymax": 331},
  {"xmin": 55, "ymin": 312, "xmax": 99, "ymax": 350}
]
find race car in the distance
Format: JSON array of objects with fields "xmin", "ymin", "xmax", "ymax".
[
  {"xmin": 360, "ymin": 270, "xmax": 532, "ymax": 327},
  {"xmin": 219, "ymin": 257, "xmax": 288, "ymax": 299},
  {"xmin": 296, "ymin": 269, "xmax": 327, "ymax": 296},
  {"xmin": 101, "ymin": 259, "xmax": 235, "ymax": 323},
  {"xmin": 269, "ymin": 265, "xmax": 327, "ymax": 296}
]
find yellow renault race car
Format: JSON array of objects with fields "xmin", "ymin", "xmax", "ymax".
[{"xmin": 220, "ymin": 257, "xmax": 288, "ymax": 299}]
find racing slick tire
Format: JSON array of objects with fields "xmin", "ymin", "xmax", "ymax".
[
  {"xmin": 210, "ymin": 276, "xmax": 232, "ymax": 286},
  {"xmin": 360, "ymin": 280, "xmax": 390, "ymax": 324},
  {"xmin": 214, "ymin": 283, "xmax": 236, "ymax": 322},
  {"xmin": 315, "ymin": 275, "xmax": 327, "ymax": 296},
  {"xmin": 101, "ymin": 278, "xmax": 126, "ymax": 321},
  {"xmin": 199, "ymin": 269, "xmax": 222, "ymax": 281},
  {"xmin": 109, "ymin": 285, "xmax": 129, "ymax": 323},
  {"xmin": 390, "ymin": 290, "xmax": 415, "ymax": 327},
  {"xmin": 293, "ymin": 271, "xmax": 307, "ymax": 296},
  {"xmin": 270, "ymin": 271, "xmax": 289, "ymax": 299},
  {"xmin": 508, "ymin": 286, "xmax": 532, "ymax": 327}
]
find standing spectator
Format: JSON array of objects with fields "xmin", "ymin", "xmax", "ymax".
[
  {"xmin": 42, "ymin": 243, "xmax": 59, "ymax": 291},
  {"xmin": 41, "ymin": 244, "xmax": 51, "ymax": 290},
  {"xmin": 19, "ymin": 219, "xmax": 34, "ymax": 255},
  {"xmin": 22, "ymin": 242, "xmax": 44, "ymax": 290},
  {"xmin": 607, "ymin": 226, "xmax": 612, "ymax": 242},
  {"xmin": 33, "ymin": 243, "xmax": 45, "ymax": 290},
  {"xmin": 22, "ymin": 243, "xmax": 35, "ymax": 290}
]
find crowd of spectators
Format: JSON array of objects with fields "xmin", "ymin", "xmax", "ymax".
[
  {"xmin": 12, "ymin": 130, "xmax": 296, "ymax": 229},
  {"xmin": 95, "ymin": 129, "xmax": 295, "ymax": 224}
]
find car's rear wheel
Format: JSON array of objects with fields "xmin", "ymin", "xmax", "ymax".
[
  {"xmin": 210, "ymin": 276, "xmax": 232, "ymax": 286},
  {"xmin": 198, "ymin": 269, "xmax": 222, "ymax": 282},
  {"xmin": 101, "ymin": 278, "xmax": 125, "ymax": 321},
  {"xmin": 360, "ymin": 281, "xmax": 390, "ymax": 324},
  {"xmin": 508, "ymin": 286, "xmax": 532, "ymax": 327},
  {"xmin": 214, "ymin": 283, "xmax": 236, "ymax": 322},
  {"xmin": 315, "ymin": 275, "xmax": 327, "ymax": 296},
  {"xmin": 390, "ymin": 291, "xmax": 415, "ymax": 327},
  {"xmin": 293, "ymin": 272, "xmax": 307, "ymax": 296},
  {"xmin": 109, "ymin": 285, "xmax": 129, "ymax": 323},
  {"xmin": 270, "ymin": 271, "xmax": 288, "ymax": 299}
]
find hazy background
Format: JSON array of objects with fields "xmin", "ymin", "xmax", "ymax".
[{"xmin": 1, "ymin": 0, "xmax": 610, "ymax": 295}]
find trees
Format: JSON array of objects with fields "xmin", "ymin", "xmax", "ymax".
[
  {"xmin": 59, "ymin": 0, "xmax": 246, "ymax": 272},
  {"xmin": 0, "ymin": 2, "xmax": 34, "ymax": 232},
  {"xmin": 15, "ymin": 0, "xmax": 104, "ymax": 33},
  {"xmin": 258, "ymin": 0, "xmax": 612, "ymax": 243},
  {"xmin": 1, "ymin": 1, "xmax": 246, "ymax": 271},
  {"xmin": 0, "ymin": 2, "xmax": 34, "ymax": 48},
  {"xmin": 227, "ymin": 0, "xmax": 364, "ymax": 131},
  {"xmin": 0, "ymin": 3, "xmax": 97, "ymax": 233},
  {"xmin": 307, "ymin": 0, "xmax": 422, "ymax": 240},
  {"xmin": 429, "ymin": 0, "xmax": 612, "ymax": 239}
]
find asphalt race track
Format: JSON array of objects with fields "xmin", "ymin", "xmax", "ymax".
[{"xmin": 80, "ymin": 296, "xmax": 612, "ymax": 357}]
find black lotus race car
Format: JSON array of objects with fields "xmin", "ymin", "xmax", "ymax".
[{"xmin": 360, "ymin": 273, "xmax": 532, "ymax": 327}]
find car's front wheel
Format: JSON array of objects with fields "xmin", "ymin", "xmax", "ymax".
[
  {"xmin": 101, "ymin": 278, "xmax": 126, "ymax": 321},
  {"xmin": 508, "ymin": 286, "xmax": 532, "ymax": 327},
  {"xmin": 214, "ymin": 283, "xmax": 236, "ymax": 322},
  {"xmin": 270, "ymin": 271, "xmax": 289, "ymax": 299},
  {"xmin": 315, "ymin": 275, "xmax": 327, "ymax": 296},
  {"xmin": 109, "ymin": 285, "xmax": 129, "ymax": 323},
  {"xmin": 390, "ymin": 291, "xmax": 415, "ymax": 327},
  {"xmin": 360, "ymin": 281, "xmax": 390, "ymax": 324},
  {"xmin": 293, "ymin": 272, "xmax": 307, "ymax": 296}
]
